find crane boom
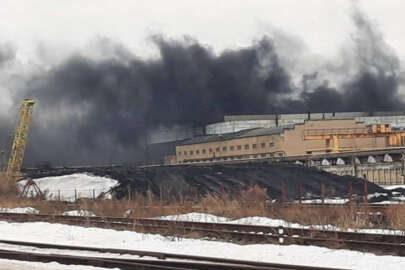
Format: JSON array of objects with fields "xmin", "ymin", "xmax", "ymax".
[{"xmin": 6, "ymin": 99, "xmax": 36, "ymax": 178}]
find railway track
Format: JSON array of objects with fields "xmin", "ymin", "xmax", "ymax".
[
  {"xmin": 0, "ymin": 240, "xmax": 347, "ymax": 270},
  {"xmin": 0, "ymin": 212, "xmax": 403, "ymax": 256}
]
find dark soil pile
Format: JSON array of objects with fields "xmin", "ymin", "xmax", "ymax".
[{"xmin": 25, "ymin": 162, "xmax": 389, "ymax": 201}]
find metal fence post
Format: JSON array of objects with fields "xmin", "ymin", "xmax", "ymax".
[
  {"xmin": 298, "ymin": 183, "xmax": 303, "ymax": 204},
  {"xmin": 363, "ymin": 179, "xmax": 368, "ymax": 203},
  {"xmin": 320, "ymin": 181, "xmax": 325, "ymax": 204},
  {"xmin": 281, "ymin": 181, "xmax": 287, "ymax": 203}
]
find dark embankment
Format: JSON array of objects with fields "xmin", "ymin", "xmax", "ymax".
[{"xmin": 25, "ymin": 162, "xmax": 389, "ymax": 201}]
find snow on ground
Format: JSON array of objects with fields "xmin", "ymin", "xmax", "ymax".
[
  {"xmin": 300, "ymin": 198, "xmax": 349, "ymax": 204},
  {"xmin": 158, "ymin": 212, "xmax": 405, "ymax": 235},
  {"xmin": 0, "ymin": 220, "xmax": 404, "ymax": 269},
  {"xmin": 160, "ymin": 212, "xmax": 231, "ymax": 223},
  {"xmin": 381, "ymin": 185, "xmax": 405, "ymax": 190},
  {"xmin": 18, "ymin": 173, "xmax": 118, "ymax": 202},
  {"xmin": 0, "ymin": 207, "xmax": 39, "ymax": 214},
  {"xmin": 62, "ymin": 210, "xmax": 96, "ymax": 217},
  {"xmin": 0, "ymin": 259, "xmax": 111, "ymax": 270}
]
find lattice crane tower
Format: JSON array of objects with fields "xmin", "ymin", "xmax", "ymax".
[{"xmin": 6, "ymin": 99, "xmax": 36, "ymax": 178}]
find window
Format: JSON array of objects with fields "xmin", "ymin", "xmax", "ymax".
[
  {"xmin": 269, "ymin": 142, "xmax": 275, "ymax": 147},
  {"xmin": 209, "ymin": 148, "xmax": 212, "ymax": 153},
  {"xmin": 261, "ymin": 143, "xmax": 266, "ymax": 148},
  {"xmin": 184, "ymin": 151, "xmax": 187, "ymax": 155},
  {"xmin": 222, "ymin": 146, "xmax": 227, "ymax": 151},
  {"xmin": 202, "ymin": 149, "xmax": 206, "ymax": 154},
  {"xmin": 178, "ymin": 152, "xmax": 181, "ymax": 156},
  {"xmin": 196, "ymin": 150, "xmax": 200, "ymax": 154},
  {"xmin": 237, "ymin": 145, "xmax": 242, "ymax": 150},
  {"xmin": 230, "ymin": 146, "xmax": 235, "ymax": 151},
  {"xmin": 216, "ymin": 147, "xmax": 220, "ymax": 152},
  {"xmin": 252, "ymin": 144, "xmax": 257, "ymax": 149},
  {"xmin": 190, "ymin": 150, "xmax": 194, "ymax": 155},
  {"xmin": 245, "ymin": 144, "xmax": 249, "ymax": 150},
  {"xmin": 253, "ymin": 154, "xmax": 258, "ymax": 158}
]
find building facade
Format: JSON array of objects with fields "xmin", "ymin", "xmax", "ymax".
[{"xmin": 175, "ymin": 119, "xmax": 403, "ymax": 164}]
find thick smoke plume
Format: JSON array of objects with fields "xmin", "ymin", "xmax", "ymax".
[{"xmin": 1, "ymin": 6, "xmax": 404, "ymax": 165}]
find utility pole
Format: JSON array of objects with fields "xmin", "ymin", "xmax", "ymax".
[{"xmin": 0, "ymin": 150, "xmax": 4, "ymax": 171}]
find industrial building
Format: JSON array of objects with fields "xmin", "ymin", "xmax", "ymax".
[
  {"xmin": 206, "ymin": 111, "xmax": 405, "ymax": 134},
  {"xmin": 175, "ymin": 118, "xmax": 405, "ymax": 164}
]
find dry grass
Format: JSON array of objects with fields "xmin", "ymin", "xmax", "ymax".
[
  {"xmin": 0, "ymin": 183, "xmax": 403, "ymax": 230},
  {"xmin": 0, "ymin": 174, "xmax": 19, "ymax": 197}
]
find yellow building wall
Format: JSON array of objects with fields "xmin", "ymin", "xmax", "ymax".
[
  {"xmin": 175, "ymin": 119, "xmax": 392, "ymax": 163},
  {"xmin": 176, "ymin": 134, "xmax": 283, "ymax": 163}
]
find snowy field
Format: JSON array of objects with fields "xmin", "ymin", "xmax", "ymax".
[
  {"xmin": 18, "ymin": 173, "xmax": 118, "ymax": 202},
  {"xmin": 0, "ymin": 220, "xmax": 403, "ymax": 269}
]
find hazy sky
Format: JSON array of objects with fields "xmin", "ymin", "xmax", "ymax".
[{"xmin": 0, "ymin": 0, "xmax": 404, "ymax": 62}]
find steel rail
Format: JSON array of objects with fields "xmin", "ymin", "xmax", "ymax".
[
  {"xmin": 0, "ymin": 240, "xmax": 347, "ymax": 270},
  {"xmin": 0, "ymin": 212, "xmax": 402, "ymax": 244},
  {"xmin": 0, "ymin": 212, "xmax": 404, "ymax": 256}
]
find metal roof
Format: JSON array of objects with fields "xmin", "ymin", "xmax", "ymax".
[{"xmin": 178, "ymin": 126, "xmax": 293, "ymax": 146}]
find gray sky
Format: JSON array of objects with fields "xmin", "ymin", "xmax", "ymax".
[{"xmin": 0, "ymin": 0, "xmax": 404, "ymax": 62}]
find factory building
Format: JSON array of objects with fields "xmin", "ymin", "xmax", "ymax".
[
  {"xmin": 175, "ymin": 119, "xmax": 405, "ymax": 164},
  {"xmin": 206, "ymin": 111, "xmax": 405, "ymax": 134}
]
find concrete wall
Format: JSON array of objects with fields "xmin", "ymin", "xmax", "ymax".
[{"xmin": 322, "ymin": 163, "xmax": 405, "ymax": 185}]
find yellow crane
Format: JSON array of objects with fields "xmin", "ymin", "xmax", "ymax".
[{"xmin": 6, "ymin": 99, "xmax": 36, "ymax": 179}]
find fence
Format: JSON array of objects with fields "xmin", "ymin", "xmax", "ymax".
[
  {"xmin": 23, "ymin": 188, "xmax": 112, "ymax": 202},
  {"xmin": 276, "ymin": 180, "xmax": 403, "ymax": 204}
]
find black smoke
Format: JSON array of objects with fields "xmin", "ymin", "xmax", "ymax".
[{"xmin": 2, "ymin": 5, "xmax": 404, "ymax": 165}]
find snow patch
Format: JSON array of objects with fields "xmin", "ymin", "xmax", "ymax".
[
  {"xmin": 19, "ymin": 173, "xmax": 118, "ymax": 202},
  {"xmin": 383, "ymin": 185, "xmax": 405, "ymax": 190},
  {"xmin": 62, "ymin": 210, "xmax": 96, "ymax": 217},
  {"xmin": 300, "ymin": 198, "xmax": 349, "ymax": 204},
  {"xmin": 159, "ymin": 212, "xmax": 231, "ymax": 223},
  {"xmin": 157, "ymin": 212, "xmax": 405, "ymax": 235},
  {"xmin": 0, "ymin": 207, "xmax": 39, "ymax": 214}
]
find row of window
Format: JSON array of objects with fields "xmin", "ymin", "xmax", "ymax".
[
  {"xmin": 178, "ymin": 142, "xmax": 275, "ymax": 156},
  {"xmin": 178, "ymin": 152, "xmax": 284, "ymax": 163}
]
